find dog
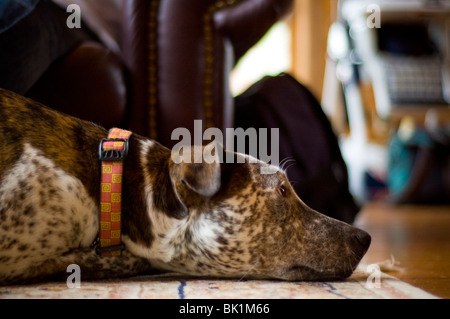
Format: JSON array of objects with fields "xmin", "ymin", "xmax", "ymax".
[{"xmin": 0, "ymin": 88, "xmax": 370, "ymax": 285}]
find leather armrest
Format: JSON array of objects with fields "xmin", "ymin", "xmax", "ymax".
[
  {"xmin": 26, "ymin": 42, "xmax": 127, "ymax": 129},
  {"xmin": 214, "ymin": 0, "xmax": 294, "ymax": 61}
]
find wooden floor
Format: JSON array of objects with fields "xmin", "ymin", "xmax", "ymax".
[{"xmin": 355, "ymin": 202, "xmax": 450, "ymax": 299}]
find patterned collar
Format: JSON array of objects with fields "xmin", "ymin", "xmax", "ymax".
[{"xmin": 96, "ymin": 128, "xmax": 132, "ymax": 257}]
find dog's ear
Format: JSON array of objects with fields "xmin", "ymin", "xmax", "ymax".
[{"xmin": 170, "ymin": 141, "xmax": 222, "ymax": 197}]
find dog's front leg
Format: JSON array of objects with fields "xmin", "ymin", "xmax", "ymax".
[{"xmin": 12, "ymin": 249, "xmax": 159, "ymax": 284}]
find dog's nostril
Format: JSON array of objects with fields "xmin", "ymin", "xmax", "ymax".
[{"xmin": 354, "ymin": 230, "xmax": 371, "ymax": 248}]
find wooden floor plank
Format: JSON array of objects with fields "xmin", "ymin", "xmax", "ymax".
[{"xmin": 355, "ymin": 202, "xmax": 450, "ymax": 299}]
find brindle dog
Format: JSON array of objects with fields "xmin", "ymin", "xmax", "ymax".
[{"xmin": 0, "ymin": 88, "xmax": 370, "ymax": 285}]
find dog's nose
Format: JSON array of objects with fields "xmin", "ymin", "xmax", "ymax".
[{"xmin": 354, "ymin": 230, "xmax": 371, "ymax": 249}]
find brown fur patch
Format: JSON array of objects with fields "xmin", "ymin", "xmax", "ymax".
[{"xmin": 0, "ymin": 88, "xmax": 106, "ymax": 201}]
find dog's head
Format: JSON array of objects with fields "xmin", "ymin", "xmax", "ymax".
[{"xmin": 124, "ymin": 141, "xmax": 370, "ymax": 281}]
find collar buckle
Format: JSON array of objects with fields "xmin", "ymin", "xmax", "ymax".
[{"xmin": 99, "ymin": 138, "xmax": 129, "ymax": 161}]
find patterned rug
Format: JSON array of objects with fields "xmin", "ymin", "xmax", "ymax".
[{"xmin": 0, "ymin": 265, "xmax": 438, "ymax": 299}]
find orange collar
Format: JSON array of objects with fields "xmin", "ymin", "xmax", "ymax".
[{"xmin": 96, "ymin": 128, "xmax": 132, "ymax": 257}]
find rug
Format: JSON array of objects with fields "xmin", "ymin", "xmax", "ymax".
[{"xmin": 0, "ymin": 265, "xmax": 438, "ymax": 299}]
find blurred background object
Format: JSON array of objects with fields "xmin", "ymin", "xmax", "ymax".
[{"xmin": 322, "ymin": 0, "xmax": 450, "ymax": 204}]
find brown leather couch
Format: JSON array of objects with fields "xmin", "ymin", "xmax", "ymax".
[{"xmin": 26, "ymin": 0, "xmax": 293, "ymax": 148}]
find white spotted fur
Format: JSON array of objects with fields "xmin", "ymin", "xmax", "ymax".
[{"xmin": 0, "ymin": 144, "xmax": 98, "ymax": 279}]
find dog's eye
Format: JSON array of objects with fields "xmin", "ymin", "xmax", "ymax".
[{"xmin": 277, "ymin": 185, "xmax": 287, "ymax": 197}]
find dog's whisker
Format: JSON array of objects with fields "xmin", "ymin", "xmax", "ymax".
[
  {"xmin": 279, "ymin": 156, "xmax": 294, "ymax": 165},
  {"xmin": 279, "ymin": 157, "xmax": 296, "ymax": 171},
  {"xmin": 279, "ymin": 157, "xmax": 293, "ymax": 169}
]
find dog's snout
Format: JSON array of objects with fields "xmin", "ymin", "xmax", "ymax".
[{"xmin": 354, "ymin": 230, "xmax": 371, "ymax": 249}]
